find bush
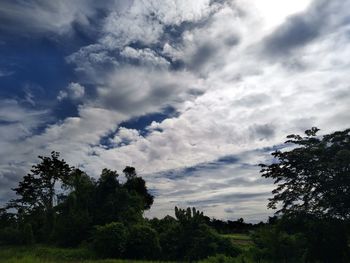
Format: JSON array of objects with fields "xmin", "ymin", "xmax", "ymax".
[
  {"xmin": 252, "ymin": 226, "xmax": 307, "ymax": 262},
  {"xmin": 54, "ymin": 210, "xmax": 91, "ymax": 247},
  {"xmin": 159, "ymin": 223, "xmax": 182, "ymax": 260},
  {"xmin": 217, "ymin": 236, "xmax": 241, "ymax": 257},
  {"xmin": 92, "ymin": 222, "xmax": 128, "ymax": 258},
  {"xmin": 22, "ymin": 223, "xmax": 35, "ymax": 245},
  {"xmin": 0, "ymin": 227, "xmax": 22, "ymax": 245},
  {"xmin": 200, "ymin": 254, "xmax": 237, "ymax": 263},
  {"xmin": 125, "ymin": 224, "xmax": 161, "ymax": 259},
  {"xmin": 185, "ymin": 224, "xmax": 240, "ymax": 261},
  {"xmin": 277, "ymin": 215, "xmax": 350, "ymax": 262},
  {"xmin": 302, "ymin": 220, "xmax": 349, "ymax": 263}
]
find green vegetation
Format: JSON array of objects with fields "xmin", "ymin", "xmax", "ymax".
[
  {"xmin": 222, "ymin": 233, "xmax": 253, "ymax": 250},
  {"xmin": 0, "ymin": 127, "xmax": 349, "ymax": 262},
  {"xmin": 0, "ymin": 245, "xmax": 172, "ymax": 263}
]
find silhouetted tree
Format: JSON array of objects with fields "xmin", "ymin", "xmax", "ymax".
[
  {"xmin": 8, "ymin": 151, "xmax": 73, "ymax": 240},
  {"xmin": 92, "ymin": 222, "xmax": 128, "ymax": 258},
  {"xmin": 54, "ymin": 169, "xmax": 95, "ymax": 246},
  {"xmin": 260, "ymin": 127, "xmax": 350, "ymax": 219},
  {"xmin": 123, "ymin": 167, "xmax": 154, "ymax": 210}
]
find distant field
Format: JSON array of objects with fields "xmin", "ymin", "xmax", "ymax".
[{"xmin": 221, "ymin": 233, "xmax": 254, "ymax": 249}]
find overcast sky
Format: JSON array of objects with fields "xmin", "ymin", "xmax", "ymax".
[{"xmin": 0, "ymin": 0, "xmax": 349, "ymax": 222}]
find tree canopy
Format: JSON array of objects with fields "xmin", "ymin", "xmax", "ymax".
[{"xmin": 260, "ymin": 127, "xmax": 350, "ymax": 219}]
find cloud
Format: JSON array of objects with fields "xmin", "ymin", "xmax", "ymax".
[
  {"xmin": 120, "ymin": 47, "xmax": 170, "ymax": 68},
  {"xmin": 93, "ymin": 66, "xmax": 202, "ymax": 115},
  {"xmin": 1, "ymin": 0, "xmax": 350, "ymax": 222},
  {"xmin": 0, "ymin": 99, "xmax": 49, "ymax": 202},
  {"xmin": 110, "ymin": 127, "xmax": 142, "ymax": 147},
  {"xmin": 57, "ymin": 82, "xmax": 85, "ymax": 101},
  {"xmin": 145, "ymin": 154, "xmax": 275, "ymax": 221},
  {"xmin": 262, "ymin": 0, "xmax": 350, "ymax": 57},
  {"xmin": 101, "ymin": 0, "xmax": 216, "ymax": 49},
  {"xmin": 0, "ymin": 69, "xmax": 14, "ymax": 77},
  {"xmin": 0, "ymin": 0, "xmax": 121, "ymax": 36}
]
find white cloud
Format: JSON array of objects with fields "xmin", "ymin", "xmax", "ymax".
[
  {"xmin": 0, "ymin": 69, "xmax": 14, "ymax": 77},
  {"xmin": 112, "ymin": 127, "xmax": 141, "ymax": 146},
  {"xmin": 1, "ymin": 0, "xmax": 350, "ymax": 221},
  {"xmin": 57, "ymin": 82, "xmax": 85, "ymax": 101},
  {"xmin": 120, "ymin": 47, "xmax": 170, "ymax": 68},
  {"xmin": 100, "ymin": 0, "xmax": 214, "ymax": 49},
  {"xmin": 93, "ymin": 66, "xmax": 202, "ymax": 115}
]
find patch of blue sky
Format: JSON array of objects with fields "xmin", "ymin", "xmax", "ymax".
[{"xmin": 99, "ymin": 106, "xmax": 178, "ymax": 149}]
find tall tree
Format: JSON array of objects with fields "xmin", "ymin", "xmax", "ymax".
[
  {"xmin": 9, "ymin": 151, "xmax": 73, "ymax": 237},
  {"xmin": 260, "ymin": 127, "xmax": 350, "ymax": 219},
  {"xmin": 123, "ymin": 166, "xmax": 154, "ymax": 210}
]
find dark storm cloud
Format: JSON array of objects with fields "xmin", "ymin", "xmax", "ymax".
[{"xmin": 262, "ymin": 0, "xmax": 350, "ymax": 57}]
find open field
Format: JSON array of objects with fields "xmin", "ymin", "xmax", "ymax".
[{"xmin": 221, "ymin": 233, "xmax": 254, "ymax": 250}]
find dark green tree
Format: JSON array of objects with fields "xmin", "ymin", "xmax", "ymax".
[
  {"xmin": 123, "ymin": 166, "xmax": 154, "ymax": 210},
  {"xmin": 54, "ymin": 169, "xmax": 95, "ymax": 246},
  {"xmin": 9, "ymin": 151, "xmax": 73, "ymax": 240},
  {"xmin": 160, "ymin": 207, "xmax": 240, "ymax": 261},
  {"xmin": 11, "ymin": 151, "xmax": 72, "ymax": 213},
  {"xmin": 125, "ymin": 224, "xmax": 161, "ymax": 260},
  {"xmin": 260, "ymin": 127, "xmax": 350, "ymax": 219},
  {"xmin": 92, "ymin": 222, "xmax": 128, "ymax": 258}
]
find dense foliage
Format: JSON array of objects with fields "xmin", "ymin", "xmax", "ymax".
[
  {"xmin": 0, "ymin": 151, "xmax": 240, "ymax": 261},
  {"xmin": 259, "ymin": 127, "xmax": 350, "ymax": 262},
  {"xmin": 260, "ymin": 127, "xmax": 350, "ymax": 219}
]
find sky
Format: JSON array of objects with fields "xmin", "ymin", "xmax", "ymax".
[{"xmin": 0, "ymin": 0, "xmax": 349, "ymax": 222}]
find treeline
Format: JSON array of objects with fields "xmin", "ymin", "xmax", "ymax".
[
  {"xmin": 0, "ymin": 152, "xmax": 240, "ymax": 261},
  {"xmin": 1, "ymin": 127, "xmax": 350, "ymax": 262}
]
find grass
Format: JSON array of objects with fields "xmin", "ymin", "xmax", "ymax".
[
  {"xmin": 0, "ymin": 234, "xmax": 256, "ymax": 263},
  {"xmin": 221, "ymin": 233, "xmax": 254, "ymax": 250},
  {"xmin": 0, "ymin": 244, "xmax": 279, "ymax": 263},
  {"xmin": 0, "ymin": 246, "xmax": 171, "ymax": 263}
]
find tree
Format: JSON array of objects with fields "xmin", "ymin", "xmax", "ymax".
[
  {"xmin": 126, "ymin": 224, "xmax": 161, "ymax": 260},
  {"xmin": 92, "ymin": 222, "xmax": 128, "ymax": 258},
  {"xmin": 10, "ymin": 151, "xmax": 72, "ymax": 213},
  {"xmin": 9, "ymin": 151, "xmax": 73, "ymax": 240},
  {"xmin": 123, "ymin": 167, "xmax": 154, "ymax": 210},
  {"xmin": 260, "ymin": 127, "xmax": 350, "ymax": 219},
  {"xmin": 54, "ymin": 169, "xmax": 95, "ymax": 246}
]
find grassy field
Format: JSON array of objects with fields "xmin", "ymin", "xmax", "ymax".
[
  {"xmin": 0, "ymin": 235, "xmax": 255, "ymax": 263},
  {"xmin": 0, "ymin": 246, "xmax": 171, "ymax": 263},
  {"xmin": 0, "ymin": 244, "xmax": 273, "ymax": 263},
  {"xmin": 221, "ymin": 233, "xmax": 254, "ymax": 250}
]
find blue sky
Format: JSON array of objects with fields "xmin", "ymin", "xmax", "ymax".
[{"xmin": 0, "ymin": 0, "xmax": 349, "ymax": 222}]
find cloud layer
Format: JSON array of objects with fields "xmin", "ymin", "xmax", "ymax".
[{"xmin": 0, "ymin": 0, "xmax": 349, "ymax": 221}]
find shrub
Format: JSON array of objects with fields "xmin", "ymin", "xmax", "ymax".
[
  {"xmin": 252, "ymin": 226, "xmax": 307, "ymax": 262},
  {"xmin": 125, "ymin": 224, "xmax": 161, "ymax": 259},
  {"xmin": 54, "ymin": 210, "xmax": 91, "ymax": 247},
  {"xmin": 185, "ymin": 224, "xmax": 240, "ymax": 261},
  {"xmin": 92, "ymin": 222, "xmax": 128, "ymax": 258},
  {"xmin": 22, "ymin": 223, "xmax": 35, "ymax": 245},
  {"xmin": 0, "ymin": 227, "xmax": 22, "ymax": 245},
  {"xmin": 159, "ymin": 223, "xmax": 182, "ymax": 260},
  {"xmin": 200, "ymin": 254, "xmax": 237, "ymax": 263}
]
